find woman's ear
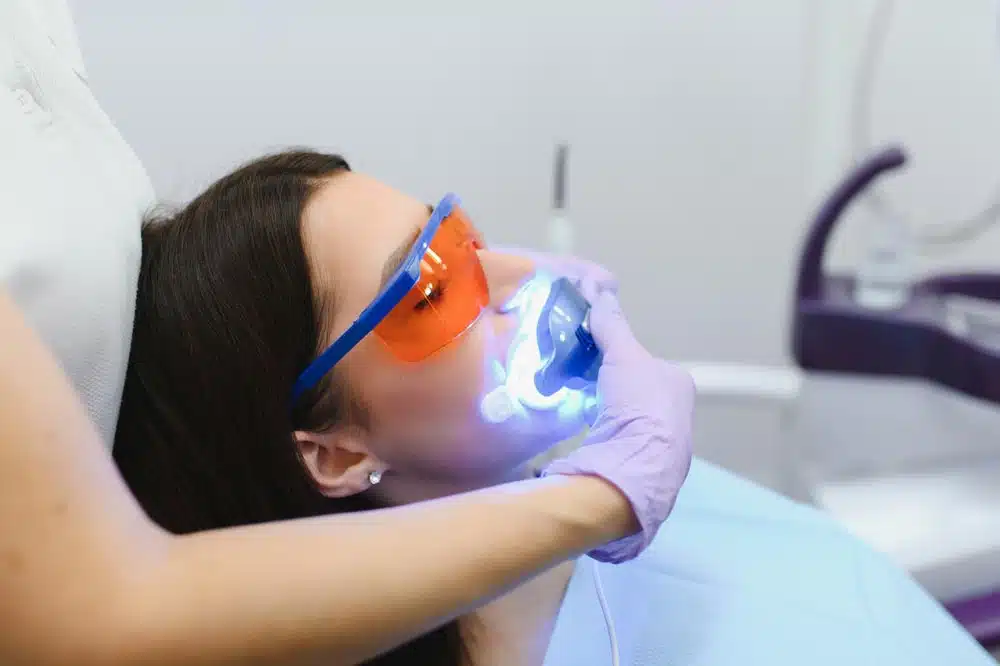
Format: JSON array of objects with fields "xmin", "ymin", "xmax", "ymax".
[{"xmin": 294, "ymin": 428, "xmax": 386, "ymax": 498}]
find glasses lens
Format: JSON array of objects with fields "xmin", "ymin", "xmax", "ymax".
[{"xmin": 374, "ymin": 207, "xmax": 489, "ymax": 361}]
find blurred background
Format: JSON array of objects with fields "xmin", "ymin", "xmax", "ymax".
[
  {"xmin": 68, "ymin": 0, "xmax": 1000, "ymax": 483},
  {"xmin": 69, "ymin": 0, "xmax": 1000, "ymax": 649}
]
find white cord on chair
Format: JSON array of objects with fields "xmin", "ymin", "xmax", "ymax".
[
  {"xmin": 584, "ymin": 362, "xmax": 800, "ymax": 666},
  {"xmin": 591, "ymin": 562, "xmax": 621, "ymax": 666}
]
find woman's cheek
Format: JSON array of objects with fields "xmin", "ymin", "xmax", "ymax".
[
  {"xmin": 354, "ymin": 320, "xmax": 545, "ymax": 477},
  {"xmin": 368, "ymin": 326, "xmax": 490, "ymax": 425}
]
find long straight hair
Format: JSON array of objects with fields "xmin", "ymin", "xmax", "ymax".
[{"xmin": 114, "ymin": 150, "xmax": 466, "ymax": 666}]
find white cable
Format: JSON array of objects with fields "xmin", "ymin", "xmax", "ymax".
[
  {"xmin": 591, "ymin": 562, "xmax": 621, "ymax": 666},
  {"xmin": 852, "ymin": 0, "xmax": 1000, "ymax": 253}
]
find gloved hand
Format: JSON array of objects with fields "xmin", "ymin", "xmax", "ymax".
[{"xmin": 542, "ymin": 284, "xmax": 695, "ymax": 563}]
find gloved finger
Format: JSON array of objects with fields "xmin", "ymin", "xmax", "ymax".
[
  {"xmin": 657, "ymin": 359, "xmax": 698, "ymax": 412},
  {"xmin": 565, "ymin": 261, "xmax": 617, "ymax": 292},
  {"xmin": 586, "ymin": 290, "xmax": 647, "ymax": 363},
  {"xmin": 562, "ymin": 261, "xmax": 617, "ymax": 296},
  {"xmin": 566, "ymin": 274, "xmax": 618, "ymax": 302},
  {"xmin": 574, "ymin": 276, "xmax": 604, "ymax": 305}
]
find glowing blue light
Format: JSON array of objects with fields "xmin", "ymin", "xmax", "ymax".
[
  {"xmin": 479, "ymin": 272, "xmax": 591, "ymax": 423},
  {"xmin": 491, "ymin": 359, "xmax": 507, "ymax": 384},
  {"xmin": 480, "ymin": 387, "xmax": 521, "ymax": 423},
  {"xmin": 557, "ymin": 390, "xmax": 585, "ymax": 420}
]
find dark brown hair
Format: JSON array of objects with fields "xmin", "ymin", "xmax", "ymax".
[{"xmin": 114, "ymin": 150, "xmax": 465, "ymax": 666}]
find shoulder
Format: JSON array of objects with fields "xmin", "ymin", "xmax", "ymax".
[
  {"xmin": 593, "ymin": 459, "xmax": 856, "ymax": 610},
  {"xmin": 22, "ymin": 0, "xmax": 89, "ymax": 77},
  {"xmin": 598, "ymin": 460, "xmax": 994, "ymax": 665},
  {"xmin": 596, "ymin": 459, "xmax": 874, "ymax": 630},
  {"xmin": 636, "ymin": 458, "xmax": 845, "ymax": 562},
  {"xmin": 1, "ymin": 4, "xmax": 155, "ymax": 444}
]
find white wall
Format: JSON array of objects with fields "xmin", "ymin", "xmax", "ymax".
[
  {"xmin": 68, "ymin": 0, "xmax": 1000, "ymax": 487},
  {"xmin": 815, "ymin": 0, "xmax": 1000, "ymax": 277},
  {"xmin": 69, "ymin": 0, "xmax": 811, "ymax": 365}
]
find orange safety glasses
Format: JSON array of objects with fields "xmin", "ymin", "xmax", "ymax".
[{"xmin": 291, "ymin": 193, "xmax": 489, "ymax": 402}]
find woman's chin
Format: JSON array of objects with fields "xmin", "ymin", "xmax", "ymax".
[{"xmin": 502, "ymin": 411, "xmax": 585, "ymax": 455}]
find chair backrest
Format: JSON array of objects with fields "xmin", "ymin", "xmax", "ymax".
[{"xmin": 0, "ymin": 0, "xmax": 155, "ymax": 446}]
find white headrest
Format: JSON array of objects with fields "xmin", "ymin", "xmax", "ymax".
[{"xmin": 0, "ymin": 0, "xmax": 155, "ymax": 447}]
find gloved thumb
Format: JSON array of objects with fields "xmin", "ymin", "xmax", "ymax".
[{"xmin": 587, "ymin": 289, "xmax": 645, "ymax": 364}]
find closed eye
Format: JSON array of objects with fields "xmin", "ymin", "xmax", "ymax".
[{"xmin": 414, "ymin": 280, "xmax": 447, "ymax": 311}]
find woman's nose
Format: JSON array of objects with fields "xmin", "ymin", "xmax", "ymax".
[{"xmin": 479, "ymin": 250, "xmax": 537, "ymax": 310}]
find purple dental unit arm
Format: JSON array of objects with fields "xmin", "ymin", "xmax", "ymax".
[{"xmin": 792, "ymin": 145, "xmax": 1000, "ymax": 646}]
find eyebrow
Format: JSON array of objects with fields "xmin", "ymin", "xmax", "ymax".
[{"xmin": 378, "ymin": 204, "xmax": 435, "ymax": 290}]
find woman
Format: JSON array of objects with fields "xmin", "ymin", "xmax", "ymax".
[
  {"xmin": 113, "ymin": 149, "xmax": 685, "ymax": 665},
  {"xmin": 113, "ymin": 149, "xmax": 995, "ymax": 665}
]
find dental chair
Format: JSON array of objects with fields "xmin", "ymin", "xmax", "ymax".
[
  {"xmin": 687, "ymin": 146, "xmax": 1000, "ymax": 651},
  {"xmin": 791, "ymin": 145, "xmax": 1000, "ymax": 648}
]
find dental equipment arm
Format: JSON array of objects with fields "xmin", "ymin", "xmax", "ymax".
[
  {"xmin": 549, "ymin": 142, "xmax": 574, "ymax": 254},
  {"xmin": 0, "ymin": 291, "xmax": 633, "ymax": 666}
]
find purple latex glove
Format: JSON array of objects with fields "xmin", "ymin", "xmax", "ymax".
[{"xmin": 542, "ymin": 285, "xmax": 695, "ymax": 563}]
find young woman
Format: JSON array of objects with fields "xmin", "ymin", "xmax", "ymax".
[{"xmin": 112, "ymin": 150, "xmax": 992, "ymax": 666}]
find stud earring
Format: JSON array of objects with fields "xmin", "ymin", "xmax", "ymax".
[{"xmin": 367, "ymin": 469, "xmax": 383, "ymax": 486}]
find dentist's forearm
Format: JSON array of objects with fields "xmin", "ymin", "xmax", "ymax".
[
  {"xmin": 0, "ymin": 291, "xmax": 631, "ymax": 666},
  {"xmin": 126, "ymin": 474, "xmax": 628, "ymax": 666}
]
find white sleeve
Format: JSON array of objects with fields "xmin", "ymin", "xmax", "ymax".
[
  {"xmin": 25, "ymin": 0, "xmax": 89, "ymax": 78},
  {"xmin": 0, "ymin": 0, "xmax": 156, "ymax": 447}
]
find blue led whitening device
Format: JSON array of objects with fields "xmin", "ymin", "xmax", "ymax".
[
  {"xmin": 534, "ymin": 277, "xmax": 603, "ymax": 396},
  {"xmin": 478, "ymin": 143, "xmax": 604, "ymax": 423},
  {"xmin": 480, "ymin": 273, "xmax": 602, "ymax": 424}
]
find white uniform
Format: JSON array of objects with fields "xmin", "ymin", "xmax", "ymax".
[{"xmin": 0, "ymin": 0, "xmax": 154, "ymax": 447}]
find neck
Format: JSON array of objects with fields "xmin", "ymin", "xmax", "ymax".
[
  {"xmin": 374, "ymin": 464, "xmax": 535, "ymax": 505},
  {"xmin": 375, "ymin": 465, "xmax": 576, "ymax": 666}
]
